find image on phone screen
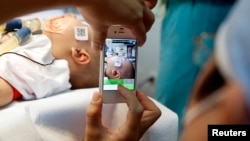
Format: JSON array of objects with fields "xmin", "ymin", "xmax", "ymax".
[{"xmin": 102, "ymin": 38, "xmax": 137, "ymax": 91}]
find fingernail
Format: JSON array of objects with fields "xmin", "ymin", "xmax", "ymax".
[{"xmin": 92, "ymin": 93, "xmax": 101, "ymax": 102}]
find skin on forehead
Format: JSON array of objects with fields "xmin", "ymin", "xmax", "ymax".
[
  {"xmin": 43, "ymin": 13, "xmax": 85, "ymax": 35},
  {"xmin": 43, "ymin": 13, "xmax": 93, "ymax": 49}
]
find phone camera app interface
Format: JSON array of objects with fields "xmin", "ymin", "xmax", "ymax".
[{"xmin": 103, "ymin": 38, "xmax": 137, "ymax": 90}]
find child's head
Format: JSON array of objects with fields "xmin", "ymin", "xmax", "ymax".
[
  {"xmin": 105, "ymin": 56, "xmax": 135, "ymax": 79},
  {"xmin": 43, "ymin": 14, "xmax": 100, "ymax": 89}
]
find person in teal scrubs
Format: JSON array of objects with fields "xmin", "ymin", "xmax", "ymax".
[{"xmin": 155, "ymin": 0, "xmax": 236, "ymax": 132}]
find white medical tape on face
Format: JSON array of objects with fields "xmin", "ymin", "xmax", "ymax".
[
  {"xmin": 114, "ymin": 59, "xmax": 122, "ymax": 67},
  {"xmin": 74, "ymin": 26, "xmax": 88, "ymax": 41}
]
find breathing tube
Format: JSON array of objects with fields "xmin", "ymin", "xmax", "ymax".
[
  {"xmin": 0, "ymin": 27, "xmax": 31, "ymax": 54},
  {"xmin": 0, "ymin": 18, "xmax": 42, "ymax": 33}
]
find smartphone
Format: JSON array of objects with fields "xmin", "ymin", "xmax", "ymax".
[{"xmin": 99, "ymin": 25, "xmax": 138, "ymax": 103}]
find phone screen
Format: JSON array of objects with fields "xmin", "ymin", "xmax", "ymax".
[{"xmin": 102, "ymin": 38, "xmax": 137, "ymax": 91}]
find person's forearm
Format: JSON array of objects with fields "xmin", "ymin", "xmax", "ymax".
[{"xmin": 0, "ymin": 0, "xmax": 82, "ymax": 24}]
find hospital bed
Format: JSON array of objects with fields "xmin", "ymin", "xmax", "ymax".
[{"xmin": 0, "ymin": 88, "xmax": 178, "ymax": 141}]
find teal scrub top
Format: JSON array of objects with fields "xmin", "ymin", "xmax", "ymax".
[{"xmin": 155, "ymin": 0, "xmax": 236, "ymax": 132}]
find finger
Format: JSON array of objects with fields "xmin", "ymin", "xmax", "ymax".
[
  {"xmin": 117, "ymin": 85, "xmax": 144, "ymax": 129},
  {"xmin": 85, "ymin": 92, "xmax": 103, "ymax": 139},
  {"xmin": 136, "ymin": 90, "xmax": 159, "ymax": 111},
  {"xmin": 130, "ymin": 22, "xmax": 146, "ymax": 47},
  {"xmin": 131, "ymin": 6, "xmax": 155, "ymax": 46},
  {"xmin": 143, "ymin": 6, "xmax": 155, "ymax": 32},
  {"xmin": 136, "ymin": 90, "xmax": 161, "ymax": 133},
  {"xmin": 91, "ymin": 27, "xmax": 108, "ymax": 50},
  {"xmin": 144, "ymin": 0, "xmax": 158, "ymax": 9}
]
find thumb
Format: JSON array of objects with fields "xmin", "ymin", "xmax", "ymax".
[
  {"xmin": 91, "ymin": 27, "xmax": 108, "ymax": 50},
  {"xmin": 85, "ymin": 92, "xmax": 103, "ymax": 140},
  {"xmin": 144, "ymin": 0, "xmax": 157, "ymax": 9}
]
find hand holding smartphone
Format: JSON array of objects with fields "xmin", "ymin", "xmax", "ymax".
[{"xmin": 99, "ymin": 25, "xmax": 138, "ymax": 103}]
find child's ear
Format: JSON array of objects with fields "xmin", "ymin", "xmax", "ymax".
[
  {"xmin": 111, "ymin": 70, "xmax": 121, "ymax": 79},
  {"xmin": 71, "ymin": 47, "xmax": 90, "ymax": 64}
]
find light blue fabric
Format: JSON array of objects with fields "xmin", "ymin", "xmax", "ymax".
[
  {"xmin": 216, "ymin": 0, "xmax": 250, "ymax": 114},
  {"xmin": 155, "ymin": 0, "xmax": 235, "ymax": 132}
]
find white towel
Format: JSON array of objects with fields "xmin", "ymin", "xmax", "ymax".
[{"xmin": 0, "ymin": 88, "xmax": 178, "ymax": 141}]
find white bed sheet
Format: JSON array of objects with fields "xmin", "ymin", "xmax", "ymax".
[{"xmin": 0, "ymin": 88, "xmax": 178, "ymax": 141}]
